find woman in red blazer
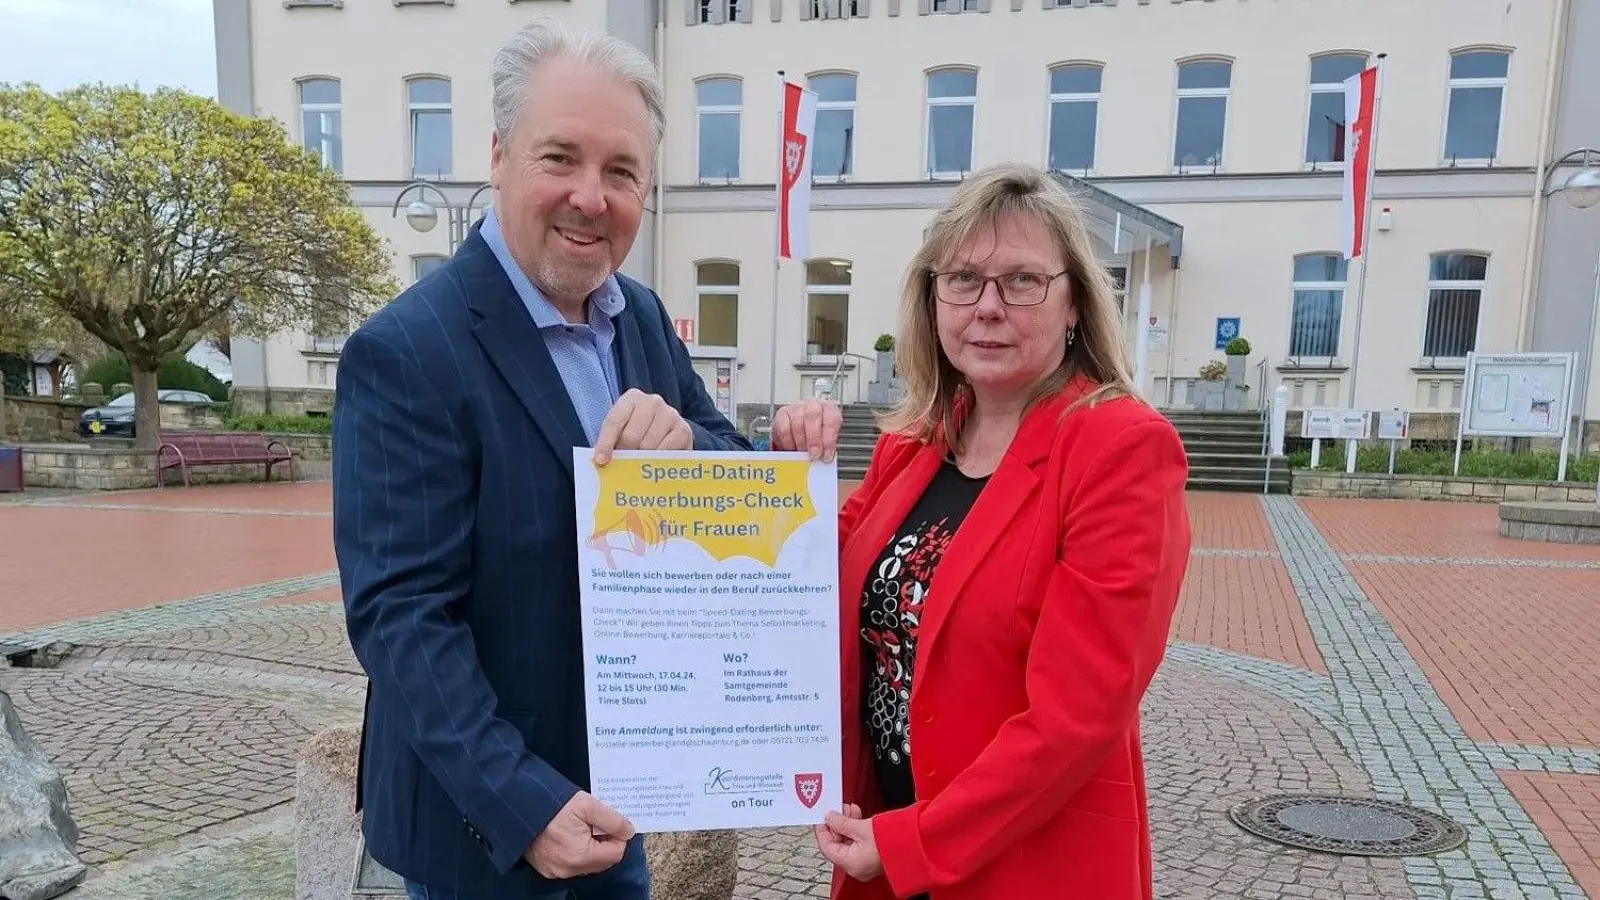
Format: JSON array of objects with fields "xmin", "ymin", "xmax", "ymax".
[{"xmin": 774, "ymin": 162, "xmax": 1192, "ymax": 900}]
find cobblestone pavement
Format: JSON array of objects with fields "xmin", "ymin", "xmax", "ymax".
[{"xmin": 2, "ymin": 484, "xmax": 1599, "ymax": 898}]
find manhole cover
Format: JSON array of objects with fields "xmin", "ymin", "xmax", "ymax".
[{"xmin": 1228, "ymin": 795, "xmax": 1467, "ymax": 857}]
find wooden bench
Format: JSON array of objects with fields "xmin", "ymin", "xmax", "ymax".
[{"xmin": 156, "ymin": 431, "xmax": 296, "ymax": 488}]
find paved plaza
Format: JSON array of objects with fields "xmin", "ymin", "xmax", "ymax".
[{"xmin": 2, "ymin": 480, "xmax": 1599, "ymax": 899}]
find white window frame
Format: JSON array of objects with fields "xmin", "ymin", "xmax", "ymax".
[
  {"xmin": 1171, "ymin": 58, "xmax": 1231, "ymax": 174},
  {"xmin": 1302, "ymin": 52, "xmax": 1369, "ymax": 170},
  {"xmin": 696, "ymin": 77, "xmax": 743, "ymax": 182},
  {"xmin": 1441, "ymin": 49, "xmax": 1509, "ymax": 167},
  {"xmin": 407, "ymin": 76, "xmax": 452, "ymax": 179},
  {"xmin": 412, "ymin": 254, "xmax": 448, "ymax": 282},
  {"xmin": 1420, "ymin": 252, "xmax": 1488, "ymax": 366},
  {"xmin": 808, "ymin": 72, "xmax": 857, "ymax": 182},
  {"xmin": 297, "ymin": 78, "xmax": 342, "ymax": 174},
  {"xmin": 1287, "ymin": 253, "xmax": 1347, "ymax": 363},
  {"xmin": 694, "ymin": 261, "xmax": 741, "ymax": 350},
  {"xmin": 1045, "ymin": 62, "xmax": 1102, "ymax": 175},
  {"xmin": 809, "ymin": 0, "xmax": 863, "ymax": 16},
  {"xmin": 925, "ymin": 68, "xmax": 977, "ymax": 180},
  {"xmin": 804, "ymin": 260, "xmax": 853, "ymax": 361}
]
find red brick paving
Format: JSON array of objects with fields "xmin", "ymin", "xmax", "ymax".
[
  {"xmin": 0, "ymin": 505, "xmax": 334, "ymax": 632},
  {"xmin": 1173, "ymin": 556, "xmax": 1326, "ymax": 673},
  {"xmin": 1185, "ymin": 492, "xmax": 1277, "ymax": 551},
  {"xmin": 1501, "ymin": 772, "xmax": 1600, "ymax": 896},
  {"xmin": 1353, "ymin": 562, "xmax": 1600, "ymax": 747},
  {"xmin": 1300, "ymin": 497, "xmax": 1600, "ymax": 562}
]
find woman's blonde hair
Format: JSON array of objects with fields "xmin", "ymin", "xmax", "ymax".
[{"xmin": 878, "ymin": 162, "xmax": 1139, "ymax": 445}]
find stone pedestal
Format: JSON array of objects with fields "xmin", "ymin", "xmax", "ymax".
[
  {"xmin": 293, "ymin": 724, "xmax": 378, "ymax": 900},
  {"xmin": 1497, "ymin": 500, "xmax": 1600, "ymax": 544},
  {"xmin": 293, "ymin": 725, "xmax": 741, "ymax": 900},
  {"xmin": 0, "ymin": 690, "xmax": 86, "ymax": 900}
]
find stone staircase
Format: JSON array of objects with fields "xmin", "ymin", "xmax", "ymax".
[
  {"xmin": 1163, "ymin": 409, "xmax": 1290, "ymax": 493},
  {"xmin": 835, "ymin": 405, "xmax": 1289, "ymax": 493},
  {"xmin": 838, "ymin": 404, "xmax": 883, "ymax": 482}
]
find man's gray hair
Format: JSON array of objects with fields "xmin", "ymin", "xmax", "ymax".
[{"xmin": 491, "ymin": 16, "xmax": 666, "ymax": 149}]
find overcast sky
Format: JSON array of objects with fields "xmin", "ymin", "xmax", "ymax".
[{"xmin": 0, "ymin": 0, "xmax": 217, "ymax": 96}]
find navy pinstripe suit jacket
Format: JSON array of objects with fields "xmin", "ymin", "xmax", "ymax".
[{"xmin": 331, "ymin": 224, "xmax": 752, "ymax": 896}]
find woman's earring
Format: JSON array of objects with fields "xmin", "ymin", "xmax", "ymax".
[{"xmin": 1066, "ymin": 325, "xmax": 1077, "ymax": 346}]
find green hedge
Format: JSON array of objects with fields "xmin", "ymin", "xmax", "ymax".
[
  {"xmin": 225, "ymin": 414, "xmax": 331, "ymax": 435},
  {"xmin": 1286, "ymin": 445, "xmax": 1598, "ymax": 484},
  {"xmin": 82, "ymin": 351, "xmax": 230, "ymax": 401}
]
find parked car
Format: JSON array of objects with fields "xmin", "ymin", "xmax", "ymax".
[{"xmin": 77, "ymin": 389, "xmax": 214, "ymax": 438}]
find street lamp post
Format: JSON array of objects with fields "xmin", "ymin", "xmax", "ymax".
[
  {"xmin": 1539, "ymin": 148, "xmax": 1600, "ymax": 506},
  {"xmin": 391, "ymin": 181, "xmax": 494, "ymax": 253}
]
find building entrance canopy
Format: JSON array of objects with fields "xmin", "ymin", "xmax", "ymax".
[{"xmin": 1052, "ymin": 172, "xmax": 1184, "ymax": 268}]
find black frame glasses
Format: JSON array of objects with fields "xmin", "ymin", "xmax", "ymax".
[{"xmin": 930, "ymin": 270, "xmax": 1069, "ymax": 307}]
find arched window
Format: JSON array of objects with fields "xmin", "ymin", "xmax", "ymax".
[
  {"xmin": 1423, "ymin": 252, "xmax": 1488, "ymax": 359},
  {"xmin": 804, "ymin": 260, "xmax": 851, "ymax": 357},
  {"xmin": 1444, "ymin": 49, "xmax": 1509, "ymax": 164},
  {"xmin": 406, "ymin": 76, "xmax": 452, "ymax": 178},
  {"xmin": 694, "ymin": 261, "xmax": 740, "ymax": 348},
  {"xmin": 1288, "ymin": 253, "xmax": 1347, "ymax": 359},
  {"xmin": 925, "ymin": 68, "xmax": 976, "ymax": 178},
  {"xmin": 1047, "ymin": 63, "xmax": 1102, "ymax": 173},
  {"xmin": 297, "ymin": 78, "xmax": 342, "ymax": 173},
  {"xmin": 808, "ymin": 72, "xmax": 857, "ymax": 179},
  {"xmin": 1304, "ymin": 53, "xmax": 1369, "ymax": 165},
  {"xmin": 1173, "ymin": 58, "xmax": 1231, "ymax": 171},
  {"xmin": 696, "ymin": 77, "xmax": 742, "ymax": 180}
]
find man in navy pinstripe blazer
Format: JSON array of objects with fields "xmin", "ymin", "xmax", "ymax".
[{"xmin": 331, "ymin": 18, "xmax": 755, "ymax": 900}]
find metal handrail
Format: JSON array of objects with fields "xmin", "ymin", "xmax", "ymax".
[{"xmin": 828, "ymin": 352, "xmax": 877, "ymax": 404}]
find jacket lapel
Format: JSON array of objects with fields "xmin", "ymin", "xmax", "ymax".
[
  {"xmin": 913, "ymin": 384, "xmax": 1086, "ymax": 663},
  {"xmin": 459, "ymin": 227, "xmax": 588, "ymax": 480}
]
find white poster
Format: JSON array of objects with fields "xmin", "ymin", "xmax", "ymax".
[{"xmin": 573, "ymin": 449, "xmax": 841, "ymax": 833}]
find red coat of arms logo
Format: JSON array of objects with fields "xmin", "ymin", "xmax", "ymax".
[{"xmin": 794, "ymin": 772, "xmax": 823, "ymax": 809}]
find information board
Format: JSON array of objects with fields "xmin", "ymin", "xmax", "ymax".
[
  {"xmin": 1301, "ymin": 408, "xmax": 1368, "ymax": 441},
  {"xmin": 1377, "ymin": 409, "xmax": 1409, "ymax": 441},
  {"xmin": 1460, "ymin": 352, "xmax": 1574, "ymax": 438}
]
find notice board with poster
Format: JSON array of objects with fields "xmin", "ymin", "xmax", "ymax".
[{"xmin": 1460, "ymin": 352, "xmax": 1574, "ymax": 438}]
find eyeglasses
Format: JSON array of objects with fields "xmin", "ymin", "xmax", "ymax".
[{"xmin": 931, "ymin": 270, "xmax": 1068, "ymax": 306}]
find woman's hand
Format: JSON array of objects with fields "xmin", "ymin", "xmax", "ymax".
[
  {"xmin": 771, "ymin": 400, "xmax": 842, "ymax": 461},
  {"xmin": 814, "ymin": 803, "xmax": 884, "ymax": 882}
]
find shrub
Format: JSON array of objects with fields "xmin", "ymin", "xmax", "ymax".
[
  {"xmin": 225, "ymin": 413, "xmax": 331, "ymax": 434},
  {"xmin": 1224, "ymin": 336, "xmax": 1252, "ymax": 356},
  {"xmin": 82, "ymin": 351, "xmax": 229, "ymax": 401}
]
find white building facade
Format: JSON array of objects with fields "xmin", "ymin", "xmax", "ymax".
[{"xmin": 212, "ymin": 0, "xmax": 1600, "ymax": 447}]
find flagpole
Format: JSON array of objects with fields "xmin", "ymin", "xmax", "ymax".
[
  {"xmin": 767, "ymin": 69, "xmax": 786, "ymax": 431},
  {"xmin": 1345, "ymin": 52, "xmax": 1387, "ymax": 412},
  {"xmin": 1344, "ymin": 52, "xmax": 1386, "ymax": 473}
]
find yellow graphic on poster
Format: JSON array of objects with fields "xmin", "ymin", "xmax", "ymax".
[{"xmin": 585, "ymin": 457, "xmax": 816, "ymax": 567}]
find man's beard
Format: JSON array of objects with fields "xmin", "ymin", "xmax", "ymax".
[{"xmin": 534, "ymin": 252, "xmax": 610, "ymax": 307}]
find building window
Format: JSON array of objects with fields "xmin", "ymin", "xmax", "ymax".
[
  {"xmin": 932, "ymin": 0, "xmax": 981, "ymax": 9},
  {"xmin": 1304, "ymin": 53, "xmax": 1368, "ymax": 166},
  {"xmin": 696, "ymin": 77, "xmax": 742, "ymax": 181},
  {"xmin": 1444, "ymin": 49, "xmax": 1508, "ymax": 164},
  {"xmin": 297, "ymin": 78, "xmax": 342, "ymax": 174},
  {"xmin": 1423, "ymin": 252, "xmax": 1486, "ymax": 360},
  {"xmin": 1108, "ymin": 265, "xmax": 1127, "ymax": 315},
  {"xmin": 697, "ymin": 0, "xmax": 744, "ymax": 22},
  {"xmin": 695, "ymin": 261, "xmax": 740, "ymax": 348},
  {"xmin": 809, "ymin": 0, "xmax": 862, "ymax": 16},
  {"xmin": 1288, "ymin": 253, "xmax": 1347, "ymax": 359},
  {"xmin": 1173, "ymin": 58, "xmax": 1230, "ymax": 172},
  {"xmin": 804, "ymin": 259, "xmax": 851, "ymax": 357},
  {"xmin": 1047, "ymin": 63, "xmax": 1101, "ymax": 174},
  {"xmin": 926, "ymin": 68, "xmax": 977, "ymax": 179},
  {"xmin": 407, "ymin": 77, "xmax": 452, "ymax": 179},
  {"xmin": 413, "ymin": 255, "xmax": 447, "ymax": 282},
  {"xmin": 809, "ymin": 73, "xmax": 856, "ymax": 179}
]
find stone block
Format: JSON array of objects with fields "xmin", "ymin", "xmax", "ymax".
[
  {"xmin": 292, "ymin": 726, "xmax": 740, "ymax": 900},
  {"xmin": 1502, "ymin": 483, "xmax": 1537, "ymax": 501},
  {"xmin": 0, "ymin": 690, "xmax": 86, "ymax": 900},
  {"xmin": 644, "ymin": 830, "xmax": 739, "ymax": 900},
  {"xmin": 294, "ymin": 724, "xmax": 367, "ymax": 900}
]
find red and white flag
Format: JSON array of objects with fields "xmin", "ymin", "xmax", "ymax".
[
  {"xmin": 778, "ymin": 79, "xmax": 817, "ymax": 261},
  {"xmin": 1341, "ymin": 64, "xmax": 1379, "ymax": 260}
]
